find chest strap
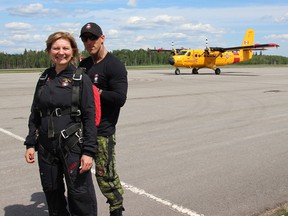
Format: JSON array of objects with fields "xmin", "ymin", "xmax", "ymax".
[
  {"xmin": 44, "ymin": 108, "xmax": 80, "ymax": 138},
  {"xmin": 40, "ymin": 107, "xmax": 78, "ymax": 117}
]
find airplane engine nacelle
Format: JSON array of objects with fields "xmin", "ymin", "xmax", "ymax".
[{"xmin": 168, "ymin": 57, "xmax": 175, "ymax": 65}]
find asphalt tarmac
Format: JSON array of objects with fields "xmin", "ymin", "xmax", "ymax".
[{"xmin": 1, "ymin": 66, "xmax": 288, "ymax": 216}]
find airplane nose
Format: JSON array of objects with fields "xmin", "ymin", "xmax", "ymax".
[{"xmin": 168, "ymin": 57, "xmax": 175, "ymax": 65}]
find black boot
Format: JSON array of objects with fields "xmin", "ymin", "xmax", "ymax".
[{"xmin": 110, "ymin": 207, "xmax": 125, "ymax": 216}]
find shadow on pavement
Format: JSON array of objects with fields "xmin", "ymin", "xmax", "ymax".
[{"xmin": 4, "ymin": 192, "xmax": 48, "ymax": 216}]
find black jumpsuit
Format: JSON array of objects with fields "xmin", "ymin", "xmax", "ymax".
[{"xmin": 24, "ymin": 64, "xmax": 97, "ymax": 216}]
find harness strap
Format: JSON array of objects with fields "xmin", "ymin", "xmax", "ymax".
[
  {"xmin": 34, "ymin": 69, "xmax": 50, "ymax": 112},
  {"xmin": 71, "ymin": 68, "xmax": 83, "ymax": 118},
  {"xmin": 38, "ymin": 124, "xmax": 82, "ymax": 167},
  {"xmin": 60, "ymin": 123, "xmax": 82, "ymax": 139},
  {"xmin": 36, "ymin": 67, "xmax": 84, "ymax": 138},
  {"xmin": 38, "ymin": 144, "xmax": 59, "ymax": 164},
  {"xmin": 59, "ymin": 123, "xmax": 83, "ymax": 156},
  {"xmin": 40, "ymin": 107, "xmax": 72, "ymax": 117},
  {"xmin": 46, "ymin": 107, "xmax": 74, "ymax": 138},
  {"xmin": 107, "ymin": 135, "xmax": 115, "ymax": 180},
  {"xmin": 48, "ymin": 115, "xmax": 54, "ymax": 138}
]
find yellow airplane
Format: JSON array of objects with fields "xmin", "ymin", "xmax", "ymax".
[{"xmin": 154, "ymin": 29, "xmax": 279, "ymax": 75}]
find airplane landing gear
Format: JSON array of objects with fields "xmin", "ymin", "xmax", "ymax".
[
  {"xmin": 215, "ymin": 68, "xmax": 221, "ymax": 75},
  {"xmin": 192, "ymin": 68, "xmax": 198, "ymax": 74},
  {"xmin": 175, "ymin": 68, "xmax": 180, "ymax": 75}
]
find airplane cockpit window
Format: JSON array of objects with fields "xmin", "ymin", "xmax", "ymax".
[
  {"xmin": 178, "ymin": 51, "xmax": 187, "ymax": 55},
  {"xmin": 187, "ymin": 52, "xmax": 191, "ymax": 56}
]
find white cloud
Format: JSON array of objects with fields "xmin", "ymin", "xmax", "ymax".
[
  {"xmin": 127, "ymin": 16, "xmax": 146, "ymax": 24},
  {"xmin": 45, "ymin": 23, "xmax": 82, "ymax": 35},
  {"xmin": 127, "ymin": 0, "xmax": 137, "ymax": 7},
  {"xmin": 124, "ymin": 16, "xmax": 154, "ymax": 29},
  {"xmin": 5, "ymin": 22, "xmax": 32, "ymax": 30},
  {"xmin": 154, "ymin": 15, "xmax": 184, "ymax": 23},
  {"xmin": 178, "ymin": 23, "xmax": 223, "ymax": 34},
  {"xmin": 8, "ymin": 3, "xmax": 51, "ymax": 16},
  {"xmin": 265, "ymin": 34, "xmax": 288, "ymax": 40},
  {"xmin": 0, "ymin": 39, "xmax": 14, "ymax": 46},
  {"xmin": 1, "ymin": 3, "xmax": 288, "ymax": 56},
  {"xmin": 155, "ymin": 32, "xmax": 187, "ymax": 39},
  {"xmin": 124, "ymin": 15, "xmax": 187, "ymax": 30},
  {"xmin": 12, "ymin": 34, "xmax": 45, "ymax": 42},
  {"xmin": 274, "ymin": 12, "xmax": 288, "ymax": 23},
  {"xmin": 106, "ymin": 29, "xmax": 120, "ymax": 39},
  {"xmin": 135, "ymin": 35, "xmax": 145, "ymax": 42},
  {"xmin": 54, "ymin": 0, "xmax": 105, "ymax": 2}
]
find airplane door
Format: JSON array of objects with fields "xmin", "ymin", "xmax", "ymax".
[{"xmin": 184, "ymin": 52, "xmax": 191, "ymax": 66}]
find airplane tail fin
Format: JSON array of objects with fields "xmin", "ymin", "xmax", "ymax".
[
  {"xmin": 241, "ymin": 29, "xmax": 254, "ymax": 60},
  {"xmin": 242, "ymin": 29, "xmax": 254, "ymax": 46}
]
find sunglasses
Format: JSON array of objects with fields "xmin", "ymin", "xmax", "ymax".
[{"xmin": 81, "ymin": 35, "xmax": 99, "ymax": 42}]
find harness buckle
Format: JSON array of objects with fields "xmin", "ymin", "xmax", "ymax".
[
  {"xmin": 72, "ymin": 74, "xmax": 82, "ymax": 81},
  {"xmin": 39, "ymin": 73, "xmax": 48, "ymax": 81},
  {"xmin": 75, "ymin": 109, "xmax": 81, "ymax": 116},
  {"xmin": 75, "ymin": 130, "xmax": 83, "ymax": 143},
  {"xmin": 55, "ymin": 108, "xmax": 62, "ymax": 117},
  {"xmin": 61, "ymin": 129, "xmax": 69, "ymax": 139}
]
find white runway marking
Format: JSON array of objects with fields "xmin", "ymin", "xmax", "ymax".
[
  {"xmin": 120, "ymin": 181, "xmax": 204, "ymax": 216},
  {"xmin": 1, "ymin": 127, "xmax": 204, "ymax": 216},
  {"xmin": 0, "ymin": 128, "xmax": 25, "ymax": 142}
]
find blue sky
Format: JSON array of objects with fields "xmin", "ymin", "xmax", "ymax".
[{"xmin": 0, "ymin": 0, "xmax": 287, "ymax": 56}]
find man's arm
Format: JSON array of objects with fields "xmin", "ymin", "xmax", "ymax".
[{"xmin": 100, "ymin": 60, "xmax": 128, "ymax": 107}]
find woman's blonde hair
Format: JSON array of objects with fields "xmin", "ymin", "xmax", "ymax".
[{"xmin": 45, "ymin": 32, "xmax": 79, "ymax": 65}]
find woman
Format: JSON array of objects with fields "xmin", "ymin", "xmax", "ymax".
[{"xmin": 24, "ymin": 32, "xmax": 97, "ymax": 216}]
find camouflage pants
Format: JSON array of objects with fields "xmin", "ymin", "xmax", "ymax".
[{"xmin": 95, "ymin": 134, "xmax": 124, "ymax": 212}]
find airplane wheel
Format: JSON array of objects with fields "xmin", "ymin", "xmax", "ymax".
[
  {"xmin": 215, "ymin": 68, "xmax": 221, "ymax": 75},
  {"xmin": 192, "ymin": 68, "xmax": 198, "ymax": 74},
  {"xmin": 175, "ymin": 68, "xmax": 180, "ymax": 75}
]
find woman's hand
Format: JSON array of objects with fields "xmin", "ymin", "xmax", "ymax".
[
  {"xmin": 79, "ymin": 155, "xmax": 93, "ymax": 174},
  {"xmin": 25, "ymin": 148, "xmax": 35, "ymax": 163}
]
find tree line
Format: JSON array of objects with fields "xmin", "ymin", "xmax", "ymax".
[{"xmin": 0, "ymin": 49, "xmax": 287, "ymax": 69}]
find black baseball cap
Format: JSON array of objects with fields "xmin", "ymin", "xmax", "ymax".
[{"xmin": 80, "ymin": 22, "xmax": 103, "ymax": 37}]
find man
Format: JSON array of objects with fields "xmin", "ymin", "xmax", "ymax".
[{"xmin": 79, "ymin": 22, "xmax": 128, "ymax": 216}]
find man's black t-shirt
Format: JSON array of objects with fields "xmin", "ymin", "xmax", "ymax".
[{"xmin": 79, "ymin": 52, "xmax": 128, "ymax": 136}]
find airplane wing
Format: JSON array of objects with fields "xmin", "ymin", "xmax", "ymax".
[
  {"xmin": 148, "ymin": 48, "xmax": 182, "ymax": 55},
  {"xmin": 148, "ymin": 48, "xmax": 173, "ymax": 52},
  {"xmin": 210, "ymin": 43, "xmax": 279, "ymax": 52}
]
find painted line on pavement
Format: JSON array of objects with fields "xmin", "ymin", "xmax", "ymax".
[
  {"xmin": 0, "ymin": 128, "xmax": 25, "ymax": 142},
  {"xmin": 1, "ymin": 127, "xmax": 204, "ymax": 216},
  {"xmin": 120, "ymin": 181, "xmax": 203, "ymax": 216}
]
